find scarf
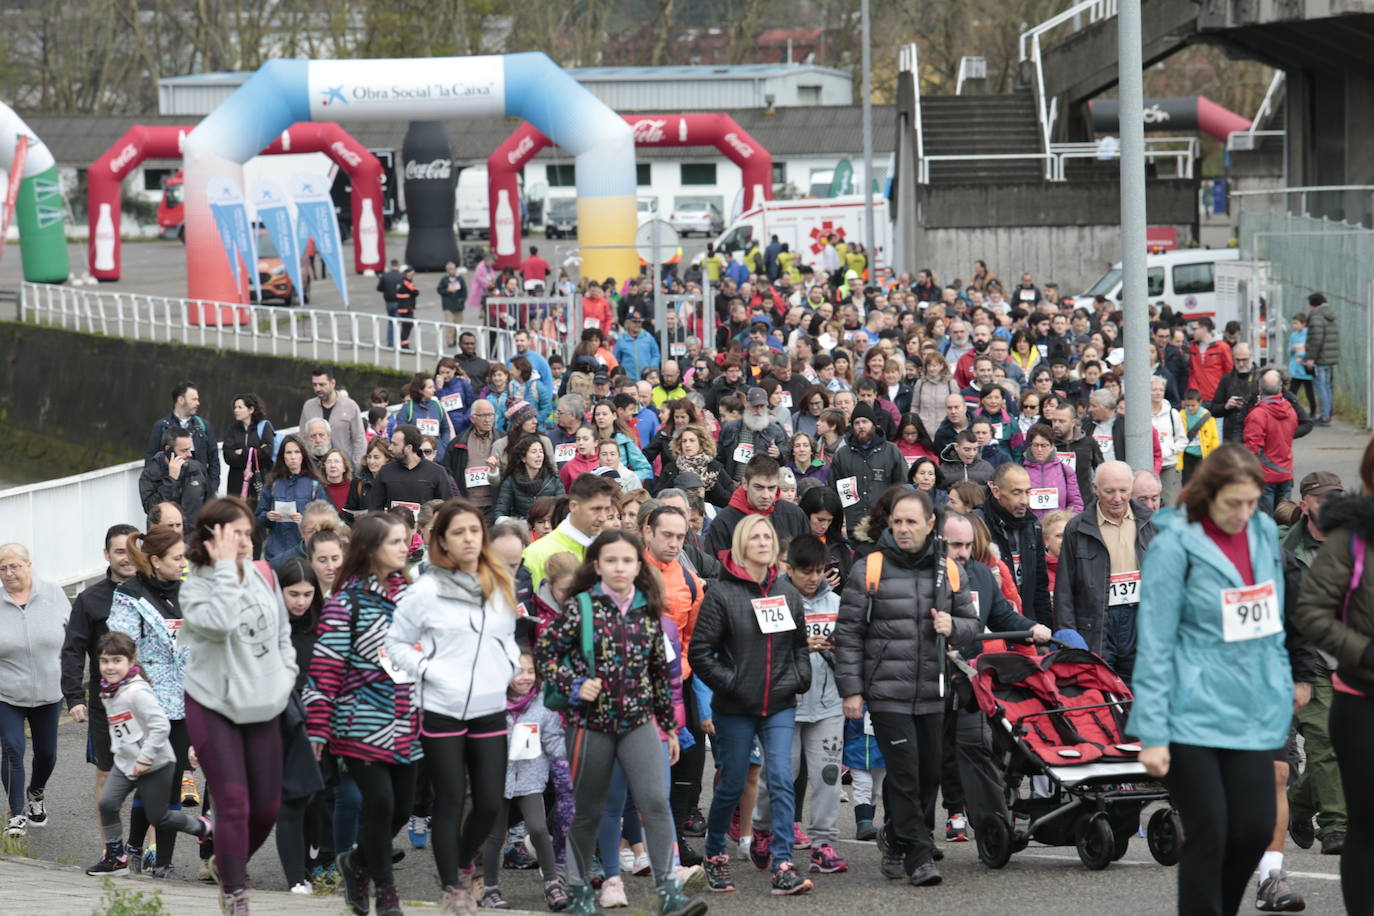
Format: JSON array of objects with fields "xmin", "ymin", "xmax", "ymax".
[
  {"xmin": 727, "ymin": 484, "xmax": 775, "ymax": 516},
  {"xmin": 99, "ymin": 666, "xmax": 145, "ymax": 700},
  {"xmin": 507, "ymin": 687, "xmax": 538, "ymax": 718},
  {"xmin": 675, "ymin": 451, "xmax": 717, "ymax": 491}
]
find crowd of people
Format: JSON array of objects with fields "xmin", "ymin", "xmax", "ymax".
[{"xmin": 0, "ymin": 247, "xmax": 1369, "ymax": 916}]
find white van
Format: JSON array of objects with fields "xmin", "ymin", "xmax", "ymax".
[
  {"xmin": 706, "ymin": 195, "xmax": 890, "ymax": 273},
  {"xmin": 455, "ymin": 165, "xmax": 489, "ymax": 239},
  {"xmin": 1076, "ymin": 248, "xmax": 1240, "ymax": 319}
]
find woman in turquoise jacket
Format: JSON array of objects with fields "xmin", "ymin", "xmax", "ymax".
[{"xmin": 1129, "ymin": 444, "xmax": 1292, "ymax": 916}]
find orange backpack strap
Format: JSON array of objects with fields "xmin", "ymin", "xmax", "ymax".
[
  {"xmin": 865, "ymin": 552, "xmax": 884, "ymax": 594},
  {"xmin": 945, "ymin": 557, "xmax": 961, "ymax": 594}
]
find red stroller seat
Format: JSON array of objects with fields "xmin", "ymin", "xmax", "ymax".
[
  {"xmin": 1041, "ymin": 649, "xmax": 1141, "ymax": 759},
  {"xmin": 972, "ymin": 652, "xmax": 1104, "ymax": 765}
]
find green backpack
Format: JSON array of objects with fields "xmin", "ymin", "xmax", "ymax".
[{"xmin": 543, "ymin": 592, "xmax": 597, "ymax": 712}]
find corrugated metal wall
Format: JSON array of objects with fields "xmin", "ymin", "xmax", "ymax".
[
  {"xmin": 158, "ymin": 84, "xmax": 239, "ymax": 116},
  {"xmin": 584, "ymin": 80, "xmax": 761, "ymax": 111}
]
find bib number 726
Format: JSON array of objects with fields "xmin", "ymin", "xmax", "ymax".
[{"xmin": 752, "ymin": 595, "xmax": 795, "ymax": 634}]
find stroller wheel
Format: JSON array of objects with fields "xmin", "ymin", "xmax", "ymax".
[
  {"xmin": 1112, "ymin": 829, "xmax": 1132, "ymax": 861},
  {"xmin": 1076, "ymin": 814, "xmax": 1114, "ymax": 870},
  {"xmin": 975, "ymin": 817, "xmax": 1013, "ymax": 870},
  {"xmin": 1146, "ymin": 808, "xmax": 1183, "ymax": 867}
]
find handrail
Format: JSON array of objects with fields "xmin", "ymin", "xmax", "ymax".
[
  {"xmin": 918, "ymin": 153, "xmax": 1056, "ymax": 184},
  {"xmin": 1249, "ymin": 71, "xmax": 1285, "ymax": 131},
  {"xmin": 918, "ymin": 139, "xmax": 1195, "ymax": 183},
  {"xmin": 19, "ymin": 283, "xmax": 573, "ymax": 371},
  {"xmin": 901, "ymin": 43, "xmax": 926, "ymax": 184},
  {"xmin": 1021, "ymin": 0, "xmax": 1120, "ymax": 164}
]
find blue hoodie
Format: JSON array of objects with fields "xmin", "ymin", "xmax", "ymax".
[{"xmin": 1127, "ymin": 507, "xmax": 1292, "ymax": 752}]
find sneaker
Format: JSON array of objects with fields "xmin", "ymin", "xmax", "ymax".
[
  {"xmin": 127, "ymin": 846, "xmax": 144, "ymax": 876},
  {"xmin": 657, "ymin": 877, "xmax": 709, "ymax": 916},
  {"xmin": 1321, "ymin": 831, "xmax": 1345, "ymax": 855},
  {"xmin": 908, "ymin": 862, "xmax": 943, "ymax": 887},
  {"xmin": 197, "ymin": 857, "xmax": 217, "ymax": 884},
  {"xmin": 544, "ymin": 877, "xmax": 570, "ymax": 912},
  {"xmin": 748, "ymin": 829, "xmax": 771, "ymax": 870},
  {"xmin": 220, "ymin": 889, "xmax": 249, "ymax": 915},
  {"xmin": 4, "ymin": 815, "xmax": 25, "ymax": 837},
  {"xmin": 769, "ymin": 861, "xmax": 813, "ymax": 896},
  {"xmin": 633, "ymin": 852, "xmax": 652, "ymax": 877},
  {"xmin": 677, "ymin": 835, "xmax": 702, "ymax": 867},
  {"xmin": 877, "ymin": 826, "xmax": 907, "ymax": 880},
  {"xmin": 703, "ymin": 853, "xmax": 735, "ymax": 893},
  {"xmin": 727, "ymin": 808, "xmax": 741, "ymax": 844},
  {"xmin": 24, "ymin": 789, "xmax": 47, "ymax": 827},
  {"xmin": 1257, "ymin": 869, "xmax": 1305, "ymax": 912},
  {"xmin": 151, "ymin": 865, "xmax": 180, "ymax": 880},
  {"xmin": 408, "ymin": 814, "xmax": 431, "ymax": 849},
  {"xmin": 87, "ymin": 844, "xmax": 129, "ymax": 877},
  {"xmin": 792, "ymin": 823, "xmax": 813, "ymax": 850},
  {"xmin": 181, "ymin": 773, "xmax": 201, "ymax": 807},
  {"xmin": 197, "ymin": 816, "xmax": 214, "ymax": 844},
  {"xmin": 619, "ymin": 848, "xmax": 636, "ymax": 874},
  {"xmin": 600, "ymin": 875, "xmax": 629, "ymax": 908},
  {"xmin": 478, "ymin": 886, "xmax": 510, "ymax": 909},
  {"xmin": 1288, "ymin": 814, "xmax": 1315, "ymax": 850},
  {"xmin": 144, "ymin": 844, "xmax": 158, "ymax": 869},
  {"xmin": 375, "ymin": 882, "xmax": 403, "ymax": 916},
  {"xmin": 674, "ymin": 864, "xmax": 706, "ymax": 897},
  {"xmin": 504, "ymin": 842, "xmax": 539, "ymax": 869},
  {"xmin": 945, "ymin": 813, "xmax": 969, "ymax": 842},
  {"xmin": 444, "ymin": 884, "xmax": 479, "ymax": 915},
  {"xmin": 290, "ymin": 881, "xmax": 312, "ymax": 895},
  {"xmin": 808, "ymin": 843, "xmax": 848, "ymax": 874},
  {"xmin": 567, "ymin": 885, "xmax": 598, "ymax": 916},
  {"xmin": 338, "ymin": 849, "xmax": 372, "ymax": 916},
  {"xmin": 683, "ymin": 809, "xmax": 706, "ymax": 838}
]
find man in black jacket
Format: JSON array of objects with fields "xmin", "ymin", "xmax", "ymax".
[
  {"xmin": 973, "ymin": 463, "xmax": 1053, "ymax": 627},
  {"xmin": 704, "ymin": 456, "xmax": 808, "ymax": 557},
  {"xmin": 828, "ymin": 403, "xmax": 907, "ymax": 532},
  {"xmin": 1210, "ymin": 342, "xmax": 1259, "ymax": 443},
  {"xmin": 144, "ymin": 381, "xmax": 218, "ymax": 496},
  {"xmin": 138, "ymin": 429, "xmax": 210, "ymax": 525},
  {"xmin": 377, "ymin": 258, "xmax": 403, "ymax": 347},
  {"xmin": 1047, "ymin": 402, "xmax": 1103, "ymax": 499},
  {"xmin": 835, "ymin": 490, "xmax": 978, "ymax": 887},
  {"xmin": 59, "ymin": 524, "xmax": 138, "ymax": 794},
  {"xmin": 1054, "ymin": 461, "xmax": 1156, "ymax": 684},
  {"xmin": 368, "ymin": 424, "xmax": 456, "ymax": 509}
]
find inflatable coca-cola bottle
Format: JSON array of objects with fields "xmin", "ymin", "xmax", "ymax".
[{"xmin": 402, "ymin": 121, "xmax": 460, "ymax": 271}]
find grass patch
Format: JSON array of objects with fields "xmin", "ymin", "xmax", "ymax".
[
  {"xmin": 2, "ymin": 833, "xmax": 30, "ymax": 856},
  {"xmin": 92, "ymin": 876, "xmax": 167, "ymax": 916}
]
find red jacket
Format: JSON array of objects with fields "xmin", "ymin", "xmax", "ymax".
[
  {"xmin": 953, "ymin": 348, "xmax": 980, "ymax": 389},
  {"xmin": 1243, "ymin": 394, "xmax": 1299, "ymax": 483},
  {"xmin": 1188, "ymin": 340, "xmax": 1234, "ymax": 402},
  {"xmin": 581, "ymin": 294, "xmax": 614, "ymax": 336}
]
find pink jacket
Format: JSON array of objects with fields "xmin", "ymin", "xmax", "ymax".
[{"xmin": 1023, "ymin": 457, "xmax": 1084, "ymax": 522}]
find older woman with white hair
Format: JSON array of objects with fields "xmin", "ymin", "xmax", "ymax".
[{"xmin": 0, "ymin": 543, "xmax": 70, "ymax": 837}]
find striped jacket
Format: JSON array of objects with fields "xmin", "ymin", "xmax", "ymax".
[{"xmin": 305, "ymin": 572, "xmax": 422, "ymax": 765}]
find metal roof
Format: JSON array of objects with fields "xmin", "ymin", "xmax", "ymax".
[
  {"xmin": 156, "ymin": 72, "xmax": 256, "ymax": 86},
  {"xmin": 27, "ymin": 105, "xmax": 896, "ymax": 168},
  {"xmin": 567, "ymin": 63, "xmax": 851, "ymax": 81}
]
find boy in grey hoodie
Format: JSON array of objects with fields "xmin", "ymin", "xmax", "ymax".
[{"xmin": 753, "ymin": 535, "xmax": 849, "ymax": 875}]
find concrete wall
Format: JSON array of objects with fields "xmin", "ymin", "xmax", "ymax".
[
  {"xmin": 918, "ymin": 179, "xmax": 1198, "ymax": 229},
  {"xmin": 0, "ymin": 322, "xmax": 410, "ymax": 480}
]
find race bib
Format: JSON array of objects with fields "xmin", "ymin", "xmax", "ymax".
[
  {"xmin": 670, "ymin": 343, "xmax": 687, "ymax": 357},
  {"xmin": 515, "ymin": 603, "xmax": 529, "ymax": 618},
  {"xmin": 664, "ymin": 633, "xmax": 677, "ymax": 663},
  {"xmin": 1056, "ymin": 451, "xmax": 1077, "ymax": 472},
  {"xmin": 1029, "ymin": 488, "xmax": 1059, "ymax": 511},
  {"xmin": 553, "ymin": 442, "xmax": 578, "ymax": 465},
  {"xmin": 863, "ymin": 711, "xmax": 875, "ymax": 736},
  {"xmin": 165, "ymin": 618, "xmax": 184, "ymax": 645},
  {"xmin": 509, "ymin": 722, "xmax": 542, "ymax": 761},
  {"xmin": 1221, "ymin": 580, "xmax": 1281, "ymax": 643},
  {"xmin": 416, "ymin": 418, "xmax": 440, "ymax": 438},
  {"xmin": 1093, "ymin": 433, "xmax": 1114, "ymax": 455},
  {"xmin": 1011, "ymin": 551, "xmax": 1023, "ymax": 584},
  {"xmin": 732, "ymin": 442, "xmax": 755, "ymax": 464},
  {"xmin": 970, "ymin": 590, "xmax": 981, "ymax": 616},
  {"xmin": 752, "ymin": 595, "xmax": 795, "ymax": 634},
  {"xmin": 584, "ymin": 319, "xmax": 602, "ymax": 330},
  {"xmin": 805, "ymin": 608, "xmax": 837, "ymax": 639},
  {"xmin": 464, "ymin": 467, "xmax": 490, "ymax": 488},
  {"xmin": 390, "ymin": 500, "xmax": 421, "ymax": 513},
  {"xmin": 1019, "ymin": 289, "xmax": 1036, "ymax": 302},
  {"xmin": 837, "ymin": 476, "xmax": 860, "ymax": 508},
  {"xmin": 378, "ymin": 646, "xmax": 414, "ymax": 684},
  {"xmin": 992, "ymin": 422, "xmax": 1004, "ymax": 439},
  {"xmin": 779, "ymin": 391, "xmax": 793, "ymax": 409},
  {"xmin": 1107, "ymin": 571, "xmax": 1141, "ymax": 607},
  {"xmin": 905, "ymin": 454, "xmax": 918, "ymax": 468},
  {"xmin": 440, "ymin": 394, "xmax": 463, "ymax": 413},
  {"xmin": 108, "ymin": 710, "xmax": 144, "ymax": 748}
]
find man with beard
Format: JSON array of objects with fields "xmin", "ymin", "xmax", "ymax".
[
  {"xmin": 299, "ymin": 365, "xmax": 367, "ymax": 465},
  {"xmin": 455, "ymin": 331, "xmax": 491, "ymax": 387},
  {"xmin": 703, "ymin": 454, "xmax": 809, "ymax": 556},
  {"xmin": 1047, "ymin": 402, "xmax": 1104, "ymax": 498},
  {"xmin": 828, "ymin": 402, "xmax": 907, "ymax": 532},
  {"xmin": 304, "ymin": 418, "xmax": 333, "ymax": 463},
  {"xmin": 718, "ymin": 387, "xmax": 791, "ymax": 481},
  {"xmin": 973, "ymin": 463, "xmax": 1053, "ymax": 627}
]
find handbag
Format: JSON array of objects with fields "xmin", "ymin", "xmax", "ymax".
[{"xmin": 241, "ymin": 439, "xmax": 262, "ymax": 501}]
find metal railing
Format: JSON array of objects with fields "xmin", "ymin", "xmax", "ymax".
[
  {"xmin": 901, "ymin": 43, "xmax": 926, "ymax": 186},
  {"xmin": 1050, "ymin": 136, "xmax": 1199, "ymax": 179},
  {"xmin": 19, "ymin": 283, "xmax": 571, "ymax": 371},
  {"xmin": 1226, "ymin": 129, "xmax": 1283, "ymax": 152},
  {"xmin": 918, "ymin": 153, "xmax": 1057, "ymax": 184},
  {"xmin": 1021, "ymin": 0, "xmax": 1120, "ymax": 155}
]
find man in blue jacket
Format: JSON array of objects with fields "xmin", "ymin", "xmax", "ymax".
[{"xmin": 612, "ymin": 309, "xmax": 661, "ymax": 382}]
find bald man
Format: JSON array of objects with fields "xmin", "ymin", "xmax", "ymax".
[
  {"xmin": 1131, "ymin": 469, "xmax": 1163, "ymax": 513},
  {"xmin": 973, "ymin": 463, "xmax": 1053, "ymax": 626},
  {"xmin": 1054, "ymin": 460, "xmax": 1157, "ymax": 683}
]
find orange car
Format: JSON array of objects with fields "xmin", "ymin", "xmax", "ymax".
[{"xmin": 252, "ymin": 230, "xmax": 315, "ymax": 306}]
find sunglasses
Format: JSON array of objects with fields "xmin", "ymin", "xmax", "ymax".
[{"xmin": 420, "ymin": 448, "xmax": 436, "ymax": 457}]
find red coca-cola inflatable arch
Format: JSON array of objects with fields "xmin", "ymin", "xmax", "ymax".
[
  {"xmin": 86, "ymin": 122, "xmax": 385, "ymax": 281},
  {"xmin": 487, "ymin": 113, "xmax": 772, "ymax": 268}
]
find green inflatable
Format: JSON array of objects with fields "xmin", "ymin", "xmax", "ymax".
[{"xmin": 1, "ymin": 102, "xmax": 69, "ymax": 283}]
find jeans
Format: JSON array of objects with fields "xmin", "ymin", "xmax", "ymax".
[
  {"xmin": 0, "ymin": 700, "xmax": 60, "ymax": 817},
  {"xmin": 383, "ymin": 299, "xmax": 399, "ymax": 347},
  {"xmin": 1260, "ymin": 479, "xmax": 1293, "ymax": 516},
  {"xmin": 1314, "ymin": 364, "xmax": 1334, "ymax": 422},
  {"xmin": 706, "ymin": 708, "xmax": 797, "ymax": 865}
]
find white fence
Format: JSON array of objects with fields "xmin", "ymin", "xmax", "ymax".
[{"xmin": 19, "ymin": 283, "xmax": 570, "ymax": 372}]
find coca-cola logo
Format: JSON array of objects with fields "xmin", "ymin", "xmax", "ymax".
[
  {"xmin": 404, "ymin": 158, "xmax": 452, "ymax": 180},
  {"xmin": 632, "ymin": 119, "xmax": 667, "ymax": 144},
  {"xmin": 507, "ymin": 135, "xmax": 535, "ymax": 165},
  {"xmin": 723, "ymin": 132, "xmax": 754, "ymax": 159},
  {"xmin": 330, "ymin": 141, "xmax": 362, "ymax": 168},
  {"xmin": 110, "ymin": 143, "xmax": 138, "ymax": 173}
]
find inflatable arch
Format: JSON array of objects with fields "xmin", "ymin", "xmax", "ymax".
[
  {"xmin": 184, "ymin": 54, "xmax": 636, "ymax": 312},
  {"xmin": 88, "ymin": 122, "xmax": 386, "ymax": 281},
  {"xmin": 488, "ymin": 113, "xmax": 772, "ymax": 269},
  {"xmin": 0, "ymin": 102, "xmax": 69, "ymax": 283}
]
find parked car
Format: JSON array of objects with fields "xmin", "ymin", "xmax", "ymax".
[
  {"xmin": 251, "ymin": 230, "xmax": 313, "ymax": 306},
  {"xmin": 670, "ymin": 201, "xmax": 724, "ymax": 237},
  {"xmin": 545, "ymin": 196, "xmax": 578, "ymax": 239}
]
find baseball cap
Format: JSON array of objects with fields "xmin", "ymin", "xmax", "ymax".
[
  {"xmin": 1106, "ymin": 348, "xmax": 1125, "ymax": 367},
  {"xmin": 1299, "ymin": 471, "xmax": 1344, "ymax": 498},
  {"xmin": 675, "ymin": 471, "xmax": 705, "ymax": 489},
  {"xmin": 593, "ymin": 371, "xmax": 610, "ymax": 385},
  {"xmin": 746, "ymin": 387, "xmax": 768, "ymax": 407},
  {"xmin": 626, "ymin": 308, "xmax": 645, "ymax": 322}
]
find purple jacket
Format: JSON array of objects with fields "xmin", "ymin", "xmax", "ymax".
[{"xmin": 1023, "ymin": 457, "xmax": 1084, "ymax": 522}]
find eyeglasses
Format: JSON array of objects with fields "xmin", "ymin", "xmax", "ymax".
[
  {"xmin": 420, "ymin": 448, "xmax": 436, "ymax": 457},
  {"xmin": 0, "ymin": 564, "xmax": 25, "ymax": 574}
]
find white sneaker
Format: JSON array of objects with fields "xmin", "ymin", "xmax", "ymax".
[
  {"xmin": 4, "ymin": 815, "xmax": 26, "ymax": 837},
  {"xmin": 618, "ymin": 848, "xmax": 636, "ymax": 874},
  {"xmin": 736, "ymin": 835, "xmax": 752, "ymax": 861},
  {"xmin": 632, "ymin": 852, "xmax": 651, "ymax": 876},
  {"xmin": 675, "ymin": 864, "xmax": 706, "ymax": 897},
  {"xmin": 600, "ymin": 875, "xmax": 629, "ymax": 908},
  {"xmin": 290, "ymin": 881, "xmax": 312, "ymax": 895},
  {"xmin": 24, "ymin": 792, "xmax": 47, "ymax": 827}
]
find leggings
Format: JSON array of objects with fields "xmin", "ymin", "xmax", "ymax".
[
  {"xmin": 184, "ymin": 695, "xmax": 283, "ymax": 895},
  {"xmin": 669, "ymin": 677, "xmax": 707, "ymax": 830},
  {"xmin": 0, "ymin": 700, "xmax": 60, "ymax": 816},
  {"xmin": 420, "ymin": 709, "xmax": 508, "ymax": 889},
  {"xmin": 276, "ymin": 793, "xmax": 332, "ymax": 887},
  {"xmin": 1162, "ymin": 743, "xmax": 1274, "ymax": 916},
  {"xmin": 1330, "ymin": 690, "xmax": 1374, "ymax": 916},
  {"xmin": 483, "ymin": 795, "xmax": 556, "ymax": 886},
  {"xmin": 128, "ymin": 718, "xmax": 190, "ymax": 862},
  {"xmin": 100, "ymin": 763, "xmax": 203, "ymax": 844},
  {"xmin": 346, "ymin": 758, "xmax": 416, "ymax": 886},
  {"xmin": 1289, "ymin": 378, "xmax": 1317, "ymax": 417},
  {"xmin": 600, "ymin": 742, "xmax": 674, "ymax": 878}
]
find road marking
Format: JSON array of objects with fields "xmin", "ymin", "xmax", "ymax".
[{"xmin": 1020, "ymin": 854, "xmax": 1340, "ymax": 881}]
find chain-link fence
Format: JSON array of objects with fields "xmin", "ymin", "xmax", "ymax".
[{"xmin": 1239, "ymin": 210, "xmax": 1373, "ymax": 427}]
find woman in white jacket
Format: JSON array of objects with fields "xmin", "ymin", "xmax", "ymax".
[
  {"xmin": 1150, "ymin": 376, "xmax": 1188, "ymax": 505},
  {"xmin": 386, "ymin": 499, "xmax": 522, "ymax": 916}
]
